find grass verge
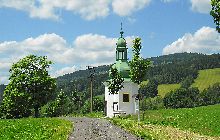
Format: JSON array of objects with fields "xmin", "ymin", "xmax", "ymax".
[
  {"xmin": 192, "ymin": 68, "xmax": 220, "ymax": 91},
  {"xmin": 0, "ymin": 117, "xmax": 73, "ymax": 140}
]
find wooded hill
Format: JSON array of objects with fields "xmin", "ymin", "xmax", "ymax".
[
  {"xmin": 1, "ymin": 52, "xmax": 220, "ymax": 102},
  {"xmin": 56, "ymin": 52, "xmax": 220, "ymax": 99}
]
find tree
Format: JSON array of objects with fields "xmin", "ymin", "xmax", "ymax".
[
  {"xmin": 45, "ymin": 90, "xmax": 71, "ymax": 117},
  {"xmin": 130, "ymin": 38, "xmax": 151, "ymax": 121},
  {"xmin": 199, "ymin": 83, "xmax": 220, "ymax": 106},
  {"xmin": 1, "ymin": 55, "xmax": 56, "ymax": 118},
  {"xmin": 180, "ymin": 76, "xmax": 194, "ymax": 89},
  {"xmin": 108, "ymin": 67, "xmax": 124, "ymax": 94},
  {"xmin": 1, "ymin": 85, "xmax": 32, "ymax": 118},
  {"xmin": 139, "ymin": 79, "xmax": 158, "ymax": 98},
  {"xmin": 210, "ymin": 0, "xmax": 220, "ymax": 33},
  {"xmin": 81, "ymin": 96, "xmax": 104, "ymax": 113},
  {"xmin": 163, "ymin": 87, "xmax": 199, "ymax": 109},
  {"xmin": 130, "ymin": 38, "xmax": 151, "ymax": 85}
]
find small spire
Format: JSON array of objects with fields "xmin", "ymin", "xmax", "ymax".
[{"xmin": 120, "ymin": 22, "xmax": 124, "ymax": 38}]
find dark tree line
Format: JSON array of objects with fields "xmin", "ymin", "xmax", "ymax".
[
  {"xmin": 163, "ymin": 83, "xmax": 220, "ymax": 109},
  {"xmin": 145, "ymin": 53, "xmax": 220, "ymax": 84},
  {"xmin": 1, "ymin": 52, "xmax": 220, "ymax": 116}
]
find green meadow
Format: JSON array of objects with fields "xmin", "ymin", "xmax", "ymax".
[
  {"xmin": 112, "ymin": 104, "xmax": 220, "ymax": 139},
  {"xmin": 0, "ymin": 118, "xmax": 73, "ymax": 140},
  {"xmin": 158, "ymin": 84, "xmax": 180, "ymax": 97},
  {"xmin": 192, "ymin": 68, "xmax": 220, "ymax": 91}
]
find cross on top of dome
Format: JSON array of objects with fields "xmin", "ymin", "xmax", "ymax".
[{"xmin": 120, "ymin": 22, "xmax": 124, "ymax": 38}]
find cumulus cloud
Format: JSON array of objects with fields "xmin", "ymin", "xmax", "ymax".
[
  {"xmin": 161, "ymin": 0, "xmax": 175, "ymax": 3},
  {"xmin": 0, "ymin": 33, "xmax": 134, "ymax": 84},
  {"xmin": 162, "ymin": 26, "xmax": 220, "ymax": 55},
  {"xmin": 0, "ymin": 0, "xmax": 110, "ymax": 20},
  {"xmin": 190, "ymin": 0, "xmax": 211, "ymax": 14},
  {"xmin": 53, "ymin": 66, "xmax": 78, "ymax": 77},
  {"xmin": 0, "ymin": 0, "xmax": 154, "ymax": 20},
  {"xmin": 112, "ymin": 0, "xmax": 151, "ymax": 16}
]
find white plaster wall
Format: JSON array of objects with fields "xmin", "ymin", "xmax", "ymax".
[
  {"xmin": 119, "ymin": 82, "xmax": 138, "ymax": 115},
  {"xmin": 105, "ymin": 86, "xmax": 120, "ymax": 118},
  {"xmin": 104, "ymin": 81, "xmax": 138, "ymax": 118}
]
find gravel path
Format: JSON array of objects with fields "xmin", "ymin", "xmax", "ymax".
[{"xmin": 63, "ymin": 117, "xmax": 138, "ymax": 140}]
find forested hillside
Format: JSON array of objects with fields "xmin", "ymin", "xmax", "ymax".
[
  {"xmin": 55, "ymin": 52, "xmax": 220, "ymax": 101},
  {"xmin": 1, "ymin": 53, "xmax": 220, "ymax": 103}
]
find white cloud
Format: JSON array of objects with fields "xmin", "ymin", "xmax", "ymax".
[
  {"xmin": 112, "ymin": 0, "xmax": 151, "ymax": 16},
  {"xmin": 190, "ymin": 0, "xmax": 211, "ymax": 14},
  {"xmin": 0, "ymin": 0, "xmax": 110, "ymax": 20},
  {"xmin": 0, "ymin": 33, "xmax": 134, "ymax": 84},
  {"xmin": 162, "ymin": 26, "xmax": 220, "ymax": 55},
  {"xmin": 54, "ymin": 66, "xmax": 78, "ymax": 77},
  {"xmin": 161, "ymin": 0, "xmax": 175, "ymax": 3},
  {"xmin": 0, "ymin": 0, "xmax": 154, "ymax": 20}
]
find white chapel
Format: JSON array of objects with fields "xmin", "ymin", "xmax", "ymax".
[{"xmin": 104, "ymin": 27, "xmax": 139, "ymax": 118}]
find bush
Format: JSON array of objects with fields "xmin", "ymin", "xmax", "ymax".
[
  {"xmin": 180, "ymin": 76, "xmax": 194, "ymax": 89},
  {"xmin": 163, "ymin": 87, "xmax": 200, "ymax": 109},
  {"xmin": 139, "ymin": 79, "xmax": 158, "ymax": 98},
  {"xmin": 81, "ymin": 96, "xmax": 104, "ymax": 114},
  {"xmin": 199, "ymin": 83, "xmax": 220, "ymax": 106},
  {"xmin": 44, "ymin": 91, "xmax": 75, "ymax": 117},
  {"xmin": 141, "ymin": 96, "xmax": 164, "ymax": 110}
]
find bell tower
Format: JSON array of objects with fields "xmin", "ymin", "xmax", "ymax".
[{"xmin": 116, "ymin": 23, "xmax": 128, "ymax": 61}]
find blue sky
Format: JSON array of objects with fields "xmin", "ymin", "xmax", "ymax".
[{"xmin": 0, "ymin": 0, "xmax": 220, "ymax": 84}]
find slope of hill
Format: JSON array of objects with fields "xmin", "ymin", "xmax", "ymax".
[
  {"xmin": 158, "ymin": 84, "xmax": 180, "ymax": 97},
  {"xmin": 192, "ymin": 68, "xmax": 220, "ymax": 91},
  {"xmin": 1, "ymin": 53, "xmax": 220, "ymax": 103},
  {"xmin": 112, "ymin": 104, "xmax": 220, "ymax": 139},
  {"xmin": 143, "ymin": 104, "xmax": 220, "ymax": 137},
  {"xmin": 157, "ymin": 68, "xmax": 220, "ymax": 97}
]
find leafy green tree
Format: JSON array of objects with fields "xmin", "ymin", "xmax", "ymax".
[
  {"xmin": 139, "ymin": 79, "xmax": 158, "ymax": 98},
  {"xmin": 180, "ymin": 76, "xmax": 194, "ymax": 89},
  {"xmin": 130, "ymin": 38, "xmax": 151, "ymax": 85},
  {"xmin": 81, "ymin": 96, "xmax": 104, "ymax": 113},
  {"xmin": 45, "ymin": 90, "xmax": 71, "ymax": 117},
  {"xmin": 163, "ymin": 87, "xmax": 199, "ymax": 109},
  {"xmin": 108, "ymin": 67, "xmax": 124, "ymax": 94},
  {"xmin": 1, "ymin": 85, "xmax": 32, "ymax": 118},
  {"xmin": 1, "ymin": 55, "xmax": 56, "ymax": 118},
  {"xmin": 199, "ymin": 83, "xmax": 220, "ymax": 106},
  {"xmin": 210, "ymin": 0, "xmax": 220, "ymax": 33}
]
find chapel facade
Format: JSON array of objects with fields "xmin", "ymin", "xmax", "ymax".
[{"xmin": 104, "ymin": 26, "xmax": 139, "ymax": 118}]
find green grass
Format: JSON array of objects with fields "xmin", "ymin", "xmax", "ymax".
[
  {"xmin": 158, "ymin": 84, "xmax": 180, "ymax": 97},
  {"xmin": 192, "ymin": 68, "xmax": 220, "ymax": 91},
  {"xmin": 111, "ymin": 104, "xmax": 220, "ymax": 139},
  {"xmin": 141, "ymin": 104, "xmax": 220, "ymax": 137},
  {"xmin": 0, "ymin": 118, "xmax": 73, "ymax": 140},
  {"xmin": 157, "ymin": 68, "xmax": 220, "ymax": 97}
]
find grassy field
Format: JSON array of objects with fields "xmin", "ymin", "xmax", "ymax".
[
  {"xmin": 112, "ymin": 104, "xmax": 220, "ymax": 139},
  {"xmin": 158, "ymin": 84, "xmax": 180, "ymax": 97},
  {"xmin": 142, "ymin": 104, "xmax": 220, "ymax": 136},
  {"xmin": 157, "ymin": 68, "xmax": 220, "ymax": 97},
  {"xmin": 192, "ymin": 68, "xmax": 220, "ymax": 91},
  {"xmin": 0, "ymin": 118, "xmax": 73, "ymax": 140}
]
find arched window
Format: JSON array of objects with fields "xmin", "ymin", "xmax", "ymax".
[{"xmin": 118, "ymin": 51, "xmax": 124, "ymax": 60}]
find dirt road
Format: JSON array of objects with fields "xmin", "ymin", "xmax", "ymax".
[{"xmin": 63, "ymin": 117, "xmax": 138, "ymax": 140}]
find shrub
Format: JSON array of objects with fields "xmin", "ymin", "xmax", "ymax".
[
  {"xmin": 81, "ymin": 96, "xmax": 104, "ymax": 114},
  {"xmin": 44, "ymin": 91, "xmax": 74, "ymax": 117},
  {"xmin": 199, "ymin": 83, "xmax": 220, "ymax": 106},
  {"xmin": 141, "ymin": 96, "xmax": 164, "ymax": 110},
  {"xmin": 163, "ymin": 87, "xmax": 200, "ymax": 108}
]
